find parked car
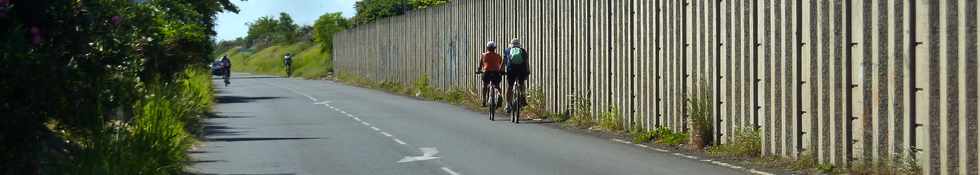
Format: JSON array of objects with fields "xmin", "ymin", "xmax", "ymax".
[{"xmin": 210, "ymin": 58, "xmax": 225, "ymax": 76}]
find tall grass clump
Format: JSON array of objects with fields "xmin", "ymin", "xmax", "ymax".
[
  {"xmin": 54, "ymin": 68, "xmax": 212, "ymax": 174},
  {"xmin": 687, "ymin": 79, "xmax": 713, "ymax": 150}
]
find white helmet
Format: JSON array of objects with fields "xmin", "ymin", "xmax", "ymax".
[{"xmin": 485, "ymin": 41, "xmax": 497, "ymax": 49}]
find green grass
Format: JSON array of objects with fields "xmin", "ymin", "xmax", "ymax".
[
  {"xmin": 706, "ymin": 128, "xmax": 761, "ymax": 158},
  {"xmin": 652, "ymin": 127, "xmax": 688, "ymax": 146},
  {"xmin": 562, "ymin": 95, "xmax": 594, "ymax": 128},
  {"xmin": 597, "ymin": 106, "xmax": 623, "ymax": 132},
  {"xmin": 53, "ymin": 68, "xmax": 214, "ymax": 174},
  {"xmin": 221, "ymin": 42, "xmax": 333, "ymax": 79}
]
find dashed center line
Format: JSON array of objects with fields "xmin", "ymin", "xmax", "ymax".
[
  {"xmin": 306, "ymin": 93, "xmax": 460, "ymax": 175},
  {"xmin": 392, "ymin": 138, "xmax": 407, "ymax": 145}
]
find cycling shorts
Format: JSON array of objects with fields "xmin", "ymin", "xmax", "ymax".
[{"xmin": 482, "ymin": 71, "xmax": 503, "ymax": 84}]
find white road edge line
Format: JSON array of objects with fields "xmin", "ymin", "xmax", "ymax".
[
  {"xmin": 611, "ymin": 139, "xmax": 631, "ymax": 144},
  {"xmin": 440, "ymin": 167, "xmax": 461, "ymax": 175},
  {"xmin": 710, "ymin": 161, "xmax": 743, "ymax": 169},
  {"xmin": 652, "ymin": 148, "xmax": 668, "ymax": 152},
  {"xmin": 380, "ymin": 132, "xmax": 393, "ymax": 137},
  {"xmin": 749, "ymin": 169, "xmax": 774, "ymax": 175},
  {"xmin": 370, "ymin": 126, "xmax": 381, "ymax": 131},
  {"xmin": 353, "ymin": 117, "xmax": 362, "ymax": 121},
  {"xmin": 634, "ymin": 144, "xmax": 649, "ymax": 148},
  {"xmin": 392, "ymin": 138, "xmax": 406, "ymax": 145},
  {"xmin": 361, "ymin": 121, "xmax": 371, "ymax": 126}
]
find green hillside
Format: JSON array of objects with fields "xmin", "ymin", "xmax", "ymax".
[{"xmin": 219, "ymin": 42, "xmax": 333, "ymax": 79}]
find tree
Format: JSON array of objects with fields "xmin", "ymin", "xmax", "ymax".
[
  {"xmin": 351, "ymin": 0, "xmax": 412, "ymax": 26},
  {"xmin": 244, "ymin": 12, "xmax": 300, "ymax": 48},
  {"xmin": 312, "ymin": 12, "xmax": 350, "ymax": 52},
  {"xmin": 410, "ymin": 0, "xmax": 449, "ymax": 9},
  {"xmin": 277, "ymin": 12, "xmax": 299, "ymax": 42}
]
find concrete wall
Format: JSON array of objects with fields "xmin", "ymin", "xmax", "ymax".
[{"xmin": 333, "ymin": 0, "xmax": 979, "ymax": 173}]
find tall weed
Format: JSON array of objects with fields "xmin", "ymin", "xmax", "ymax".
[{"xmin": 597, "ymin": 106, "xmax": 623, "ymax": 132}]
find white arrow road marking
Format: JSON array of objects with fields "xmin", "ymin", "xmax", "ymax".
[
  {"xmin": 398, "ymin": 147, "xmax": 440, "ymax": 163},
  {"xmin": 441, "ymin": 167, "xmax": 461, "ymax": 175}
]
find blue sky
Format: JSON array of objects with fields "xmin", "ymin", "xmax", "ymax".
[{"xmin": 215, "ymin": 0, "xmax": 358, "ymax": 41}]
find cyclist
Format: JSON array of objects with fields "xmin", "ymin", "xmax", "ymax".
[
  {"xmin": 220, "ymin": 55, "xmax": 232, "ymax": 86},
  {"xmin": 503, "ymin": 38, "xmax": 530, "ymax": 112},
  {"xmin": 476, "ymin": 41, "xmax": 503, "ymax": 107},
  {"xmin": 283, "ymin": 53, "xmax": 293, "ymax": 77}
]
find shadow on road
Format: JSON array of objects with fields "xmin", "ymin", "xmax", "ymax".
[
  {"xmin": 202, "ymin": 122, "xmax": 246, "ymax": 137},
  {"xmin": 191, "ymin": 173, "xmax": 295, "ymax": 175},
  {"xmin": 205, "ymin": 137, "xmax": 321, "ymax": 142},
  {"xmin": 216, "ymin": 96, "xmax": 282, "ymax": 104},
  {"xmin": 216, "ymin": 75, "xmax": 283, "ymax": 80}
]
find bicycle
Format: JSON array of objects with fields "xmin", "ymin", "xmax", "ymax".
[
  {"xmin": 285, "ymin": 63, "xmax": 293, "ymax": 78},
  {"xmin": 477, "ymin": 71, "xmax": 502, "ymax": 121},
  {"xmin": 223, "ymin": 68, "xmax": 230, "ymax": 87},
  {"xmin": 510, "ymin": 79, "xmax": 526, "ymax": 123}
]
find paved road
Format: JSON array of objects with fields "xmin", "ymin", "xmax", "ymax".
[{"xmin": 189, "ymin": 73, "xmax": 748, "ymax": 175}]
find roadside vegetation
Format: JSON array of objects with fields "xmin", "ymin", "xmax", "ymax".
[{"xmin": 0, "ymin": 0, "xmax": 234, "ymax": 174}]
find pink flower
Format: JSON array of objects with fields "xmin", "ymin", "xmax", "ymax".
[{"xmin": 111, "ymin": 16, "xmax": 122, "ymax": 25}]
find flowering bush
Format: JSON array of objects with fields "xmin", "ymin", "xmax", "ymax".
[{"xmin": 0, "ymin": 0, "xmax": 237, "ymax": 173}]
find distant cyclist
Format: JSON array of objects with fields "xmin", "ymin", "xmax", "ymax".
[
  {"xmin": 220, "ymin": 55, "xmax": 232, "ymax": 86},
  {"xmin": 283, "ymin": 53, "xmax": 294, "ymax": 77},
  {"xmin": 503, "ymin": 38, "xmax": 530, "ymax": 112},
  {"xmin": 477, "ymin": 41, "xmax": 503, "ymax": 107}
]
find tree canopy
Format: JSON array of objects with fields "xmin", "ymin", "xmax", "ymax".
[
  {"xmin": 245, "ymin": 12, "xmax": 301, "ymax": 48},
  {"xmin": 351, "ymin": 0, "xmax": 448, "ymax": 26},
  {"xmin": 312, "ymin": 12, "xmax": 351, "ymax": 52}
]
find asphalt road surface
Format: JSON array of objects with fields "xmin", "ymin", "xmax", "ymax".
[{"xmin": 188, "ymin": 73, "xmax": 749, "ymax": 175}]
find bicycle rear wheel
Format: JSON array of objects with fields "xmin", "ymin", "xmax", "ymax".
[{"xmin": 488, "ymin": 89, "xmax": 496, "ymax": 121}]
